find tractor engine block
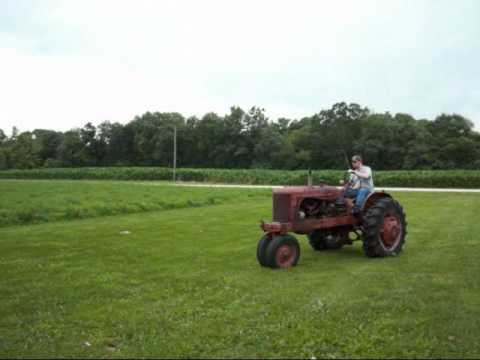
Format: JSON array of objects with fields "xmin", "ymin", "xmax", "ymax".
[{"xmin": 299, "ymin": 197, "xmax": 347, "ymax": 219}]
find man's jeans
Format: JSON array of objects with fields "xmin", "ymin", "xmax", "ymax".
[{"xmin": 344, "ymin": 188, "xmax": 371, "ymax": 212}]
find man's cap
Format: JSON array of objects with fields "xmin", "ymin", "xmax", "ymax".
[{"xmin": 352, "ymin": 155, "xmax": 362, "ymax": 162}]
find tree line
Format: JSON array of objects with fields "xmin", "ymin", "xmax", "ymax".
[{"xmin": 1, "ymin": 102, "xmax": 479, "ymax": 170}]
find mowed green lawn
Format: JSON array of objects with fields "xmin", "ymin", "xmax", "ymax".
[{"xmin": 0, "ymin": 180, "xmax": 479, "ymax": 358}]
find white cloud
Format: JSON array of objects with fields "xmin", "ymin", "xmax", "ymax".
[{"xmin": 0, "ymin": 0, "xmax": 479, "ymax": 134}]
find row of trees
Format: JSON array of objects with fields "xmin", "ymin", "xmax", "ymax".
[{"xmin": 1, "ymin": 102, "xmax": 479, "ymax": 170}]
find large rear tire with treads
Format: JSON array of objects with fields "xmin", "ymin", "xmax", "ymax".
[{"xmin": 362, "ymin": 197, "xmax": 407, "ymax": 257}]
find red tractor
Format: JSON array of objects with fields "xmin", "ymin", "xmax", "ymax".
[{"xmin": 257, "ymin": 176, "xmax": 407, "ymax": 268}]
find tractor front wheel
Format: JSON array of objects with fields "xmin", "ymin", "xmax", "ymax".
[
  {"xmin": 257, "ymin": 233, "xmax": 272, "ymax": 267},
  {"xmin": 265, "ymin": 234, "xmax": 300, "ymax": 269}
]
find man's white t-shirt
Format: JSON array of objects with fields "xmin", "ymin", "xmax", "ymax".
[{"xmin": 355, "ymin": 165, "xmax": 374, "ymax": 191}]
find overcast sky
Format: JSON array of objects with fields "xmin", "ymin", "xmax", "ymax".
[{"xmin": 1, "ymin": 0, "xmax": 479, "ymax": 135}]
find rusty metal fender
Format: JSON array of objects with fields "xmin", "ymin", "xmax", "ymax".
[{"xmin": 361, "ymin": 191, "xmax": 392, "ymax": 212}]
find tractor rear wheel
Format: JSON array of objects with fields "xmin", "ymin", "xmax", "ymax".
[
  {"xmin": 307, "ymin": 229, "xmax": 344, "ymax": 251},
  {"xmin": 257, "ymin": 233, "xmax": 272, "ymax": 267},
  {"xmin": 265, "ymin": 234, "xmax": 300, "ymax": 269},
  {"xmin": 361, "ymin": 197, "xmax": 407, "ymax": 257}
]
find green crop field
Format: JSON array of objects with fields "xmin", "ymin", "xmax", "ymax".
[
  {"xmin": 1, "ymin": 180, "xmax": 479, "ymax": 358},
  {"xmin": 2, "ymin": 167, "xmax": 480, "ymax": 188}
]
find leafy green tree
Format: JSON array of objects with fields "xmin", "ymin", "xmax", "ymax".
[
  {"xmin": 310, "ymin": 102, "xmax": 369, "ymax": 169},
  {"xmin": 0, "ymin": 129, "xmax": 6, "ymax": 169},
  {"xmin": 128, "ymin": 112, "xmax": 185, "ymax": 166},
  {"xmin": 352, "ymin": 113, "xmax": 393, "ymax": 169},
  {"xmin": 80, "ymin": 122, "xmax": 100, "ymax": 165},
  {"xmin": 391, "ymin": 115, "xmax": 434, "ymax": 169},
  {"xmin": 1, "ymin": 105, "xmax": 479, "ymax": 171},
  {"xmin": 274, "ymin": 118, "xmax": 291, "ymax": 135},
  {"xmin": 32, "ymin": 129, "xmax": 63, "ymax": 166},
  {"xmin": 273, "ymin": 117, "xmax": 310, "ymax": 169},
  {"xmin": 182, "ymin": 116, "xmax": 201, "ymax": 167},
  {"xmin": 430, "ymin": 114, "xmax": 474, "ymax": 138},
  {"xmin": 56, "ymin": 129, "xmax": 87, "ymax": 167},
  {"xmin": 192, "ymin": 112, "xmax": 224, "ymax": 167},
  {"xmin": 427, "ymin": 114, "xmax": 477, "ymax": 169},
  {"xmin": 252, "ymin": 126, "xmax": 285, "ymax": 168},
  {"xmin": 214, "ymin": 107, "xmax": 250, "ymax": 168},
  {"xmin": 471, "ymin": 132, "xmax": 480, "ymax": 169},
  {"xmin": 9, "ymin": 131, "xmax": 39, "ymax": 169},
  {"xmin": 0, "ymin": 148, "xmax": 9, "ymax": 169},
  {"xmin": 97, "ymin": 121, "xmax": 133, "ymax": 166}
]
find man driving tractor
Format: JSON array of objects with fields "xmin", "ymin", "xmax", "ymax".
[
  {"xmin": 257, "ymin": 154, "xmax": 406, "ymax": 268},
  {"xmin": 344, "ymin": 155, "xmax": 374, "ymax": 215}
]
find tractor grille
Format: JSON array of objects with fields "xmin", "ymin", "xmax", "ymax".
[{"xmin": 273, "ymin": 193, "xmax": 292, "ymax": 222}]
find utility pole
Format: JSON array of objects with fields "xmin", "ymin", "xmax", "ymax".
[{"xmin": 173, "ymin": 125, "xmax": 177, "ymax": 183}]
